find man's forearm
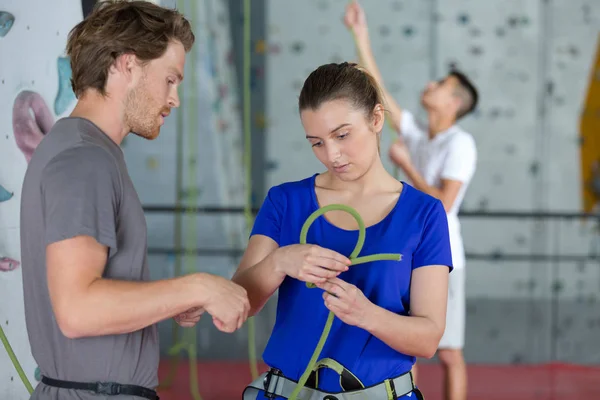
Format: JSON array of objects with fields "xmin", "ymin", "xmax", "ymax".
[
  {"xmin": 402, "ymin": 162, "xmax": 443, "ymax": 200},
  {"xmin": 362, "ymin": 305, "xmax": 444, "ymax": 359},
  {"xmin": 63, "ymin": 274, "xmax": 202, "ymax": 339},
  {"xmin": 354, "ymin": 33, "xmax": 403, "ymax": 132},
  {"xmin": 232, "ymin": 253, "xmax": 286, "ymax": 316}
]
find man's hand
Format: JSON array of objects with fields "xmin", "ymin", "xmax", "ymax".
[
  {"xmin": 196, "ymin": 274, "xmax": 251, "ymax": 333},
  {"xmin": 174, "ymin": 307, "xmax": 204, "ymax": 328},
  {"xmin": 389, "ymin": 139, "xmax": 412, "ymax": 170},
  {"xmin": 343, "ymin": 1, "xmax": 368, "ymax": 37}
]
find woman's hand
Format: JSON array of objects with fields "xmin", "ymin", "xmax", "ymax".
[
  {"xmin": 174, "ymin": 307, "xmax": 204, "ymax": 328},
  {"xmin": 316, "ymin": 277, "xmax": 376, "ymax": 329},
  {"xmin": 273, "ymin": 244, "xmax": 351, "ymax": 285}
]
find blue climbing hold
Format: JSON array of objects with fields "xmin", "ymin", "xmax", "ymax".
[
  {"xmin": 457, "ymin": 13, "xmax": 470, "ymax": 25},
  {"xmin": 0, "ymin": 184, "xmax": 12, "ymax": 202},
  {"xmin": 34, "ymin": 366, "xmax": 41, "ymax": 382},
  {"xmin": 0, "ymin": 11, "xmax": 14, "ymax": 37},
  {"xmin": 54, "ymin": 57, "xmax": 77, "ymax": 116}
]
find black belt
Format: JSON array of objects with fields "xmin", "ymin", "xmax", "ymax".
[{"xmin": 41, "ymin": 376, "xmax": 159, "ymax": 399}]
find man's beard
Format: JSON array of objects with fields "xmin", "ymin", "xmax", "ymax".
[{"xmin": 124, "ymin": 83, "xmax": 160, "ymax": 140}]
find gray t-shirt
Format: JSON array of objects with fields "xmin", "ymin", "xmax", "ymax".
[{"xmin": 20, "ymin": 117, "xmax": 159, "ymax": 399}]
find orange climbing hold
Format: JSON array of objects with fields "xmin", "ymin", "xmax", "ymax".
[{"xmin": 580, "ymin": 33, "xmax": 600, "ymax": 213}]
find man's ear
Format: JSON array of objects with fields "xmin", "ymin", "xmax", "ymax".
[{"xmin": 110, "ymin": 53, "xmax": 139, "ymax": 82}]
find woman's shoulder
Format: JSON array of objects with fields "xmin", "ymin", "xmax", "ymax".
[{"xmin": 267, "ymin": 174, "xmax": 317, "ymax": 197}]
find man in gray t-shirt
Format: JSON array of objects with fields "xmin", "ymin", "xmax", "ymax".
[{"xmin": 20, "ymin": 2, "xmax": 250, "ymax": 399}]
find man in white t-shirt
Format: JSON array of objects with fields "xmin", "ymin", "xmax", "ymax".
[{"xmin": 344, "ymin": 3, "xmax": 479, "ymax": 400}]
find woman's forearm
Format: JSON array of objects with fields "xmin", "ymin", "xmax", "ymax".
[
  {"xmin": 232, "ymin": 252, "xmax": 286, "ymax": 316},
  {"xmin": 362, "ymin": 305, "xmax": 444, "ymax": 359}
]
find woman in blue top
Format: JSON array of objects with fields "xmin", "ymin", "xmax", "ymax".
[{"xmin": 234, "ymin": 62, "xmax": 453, "ymax": 400}]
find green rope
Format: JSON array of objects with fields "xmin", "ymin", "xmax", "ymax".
[
  {"xmin": 288, "ymin": 204, "xmax": 402, "ymax": 400},
  {"xmin": 242, "ymin": 0, "xmax": 259, "ymax": 381},
  {"xmin": 0, "ymin": 323, "xmax": 33, "ymax": 394},
  {"xmin": 158, "ymin": 0, "xmax": 187, "ymax": 392},
  {"xmin": 160, "ymin": 0, "xmax": 203, "ymax": 398},
  {"xmin": 182, "ymin": 0, "xmax": 201, "ymax": 397}
]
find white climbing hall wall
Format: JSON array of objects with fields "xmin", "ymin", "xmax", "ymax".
[{"xmin": 0, "ymin": 0, "xmax": 82, "ymax": 398}]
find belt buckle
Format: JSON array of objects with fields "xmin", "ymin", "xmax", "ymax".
[
  {"xmin": 263, "ymin": 368, "xmax": 282, "ymax": 399},
  {"xmin": 96, "ymin": 381, "xmax": 120, "ymax": 395}
]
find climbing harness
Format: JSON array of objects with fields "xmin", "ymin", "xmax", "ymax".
[
  {"xmin": 243, "ymin": 366, "xmax": 422, "ymax": 400},
  {"xmin": 243, "ymin": 204, "xmax": 424, "ymax": 399}
]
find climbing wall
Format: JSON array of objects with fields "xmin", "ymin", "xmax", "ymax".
[
  {"xmin": 264, "ymin": 0, "xmax": 600, "ymax": 364},
  {"xmin": 0, "ymin": 0, "xmax": 83, "ymax": 398}
]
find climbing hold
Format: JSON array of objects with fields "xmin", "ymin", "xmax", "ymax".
[
  {"xmin": 469, "ymin": 27, "xmax": 482, "ymax": 37},
  {"xmin": 146, "ymin": 156, "xmax": 159, "ymax": 170},
  {"xmin": 0, "ymin": 11, "xmax": 15, "ymax": 37},
  {"xmin": 0, "ymin": 184, "xmax": 12, "ymax": 202},
  {"xmin": 507, "ymin": 15, "xmax": 519, "ymax": 28},
  {"xmin": 529, "ymin": 161, "xmax": 540, "ymax": 176},
  {"xmin": 217, "ymin": 119, "xmax": 229, "ymax": 133},
  {"xmin": 580, "ymin": 34, "xmax": 600, "ymax": 212},
  {"xmin": 470, "ymin": 46, "xmax": 483, "ymax": 56},
  {"xmin": 254, "ymin": 113, "xmax": 266, "ymax": 129},
  {"xmin": 0, "ymin": 257, "xmax": 20, "ymax": 272},
  {"xmin": 218, "ymin": 83, "xmax": 228, "ymax": 99},
  {"xmin": 457, "ymin": 13, "xmax": 470, "ymax": 25},
  {"xmin": 268, "ymin": 43, "xmax": 281, "ymax": 55},
  {"xmin": 265, "ymin": 160, "xmax": 278, "ymax": 171},
  {"xmin": 13, "ymin": 91, "xmax": 55, "ymax": 163},
  {"xmin": 290, "ymin": 41, "xmax": 304, "ymax": 54},
  {"xmin": 34, "ymin": 366, "xmax": 41, "ymax": 382},
  {"xmin": 402, "ymin": 26, "xmax": 415, "ymax": 37},
  {"xmin": 254, "ymin": 39, "xmax": 266, "ymax": 54},
  {"xmin": 379, "ymin": 25, "xmax": 390, "ymax": 37},
  {"xmin": 54, "ymin": 57, "xmax": 76, "ymax": 116}
]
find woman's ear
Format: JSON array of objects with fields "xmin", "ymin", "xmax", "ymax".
[{"xmin": 372, "ymin": 104, "xmax": 385, "ymax": 133}]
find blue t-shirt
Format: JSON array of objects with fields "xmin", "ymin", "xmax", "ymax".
[{"xmin": 250, "ymin": 173, "xmax": 452, "ymax": 397}]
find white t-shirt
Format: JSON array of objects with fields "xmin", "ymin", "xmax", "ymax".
[{"xmin": 399, "ymin": 110, "xmax": 477, "ymax": 269}]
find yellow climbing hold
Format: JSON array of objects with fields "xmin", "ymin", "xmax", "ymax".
[
  {"xmin": 580, "ymin": 33, "xmax": 600, "ymax": 213},
  {"xmin": 255, "ymin": 39, "xmax": 266, "ymax": 54}
]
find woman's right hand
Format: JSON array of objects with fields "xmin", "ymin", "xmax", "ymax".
[{"xmin": 273, "ymin": 244, "xmax": 352, "ymax": 285}]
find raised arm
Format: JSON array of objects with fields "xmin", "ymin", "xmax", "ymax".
[
  {"xmin": 344, "ymin": 1, "xmax": 404, "ymax": 134},
  {"xmin": 44, "ymin": 146, "xmax": 249, "ymax": 338}
]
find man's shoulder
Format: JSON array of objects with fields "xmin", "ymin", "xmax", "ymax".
[{"xmin": 447, "ymin": 127, "xmax": 476, "ymax": 152}]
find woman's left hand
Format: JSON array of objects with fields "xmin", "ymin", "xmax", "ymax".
[{"xmin": 316, "ymin": 277, "xmax": 375, "ymax": 329}]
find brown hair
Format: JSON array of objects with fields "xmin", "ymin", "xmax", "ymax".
[
  {"xmin": 299, "ymin": 62, "xmax": 385, "ymax": 151},
  {"xmin": 299, "ymin": 62, "xmax": 384, "ymax": 121},
  {"xmin": 66, "ymin": 0, "xmax": 195, "ymax": 98}
]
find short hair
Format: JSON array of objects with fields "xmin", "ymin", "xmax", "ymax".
[
  {"xmin": 449, "ymin": 69, "xmax": 479, "ymax": 119},
  {"xmin": 66, "ymin": 0, "xmax": 195, "ymax": 98}
]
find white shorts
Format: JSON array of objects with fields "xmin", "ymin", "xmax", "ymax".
[{"xmin": 438, "ymin": 267, "xmax": 465, "ymax": 349}]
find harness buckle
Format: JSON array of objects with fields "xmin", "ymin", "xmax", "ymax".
[
  {"xmin": 95, "ymin": 381, "xmax": 120, "ymax": 395},
  {"xmin": 263, "ymin": 368, "xmax": 283, "ymax": 399}
]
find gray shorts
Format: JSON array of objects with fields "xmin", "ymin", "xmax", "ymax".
[{"xmin": 438, "ymin": 267, "xmax": 465, "ymax": 349}]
